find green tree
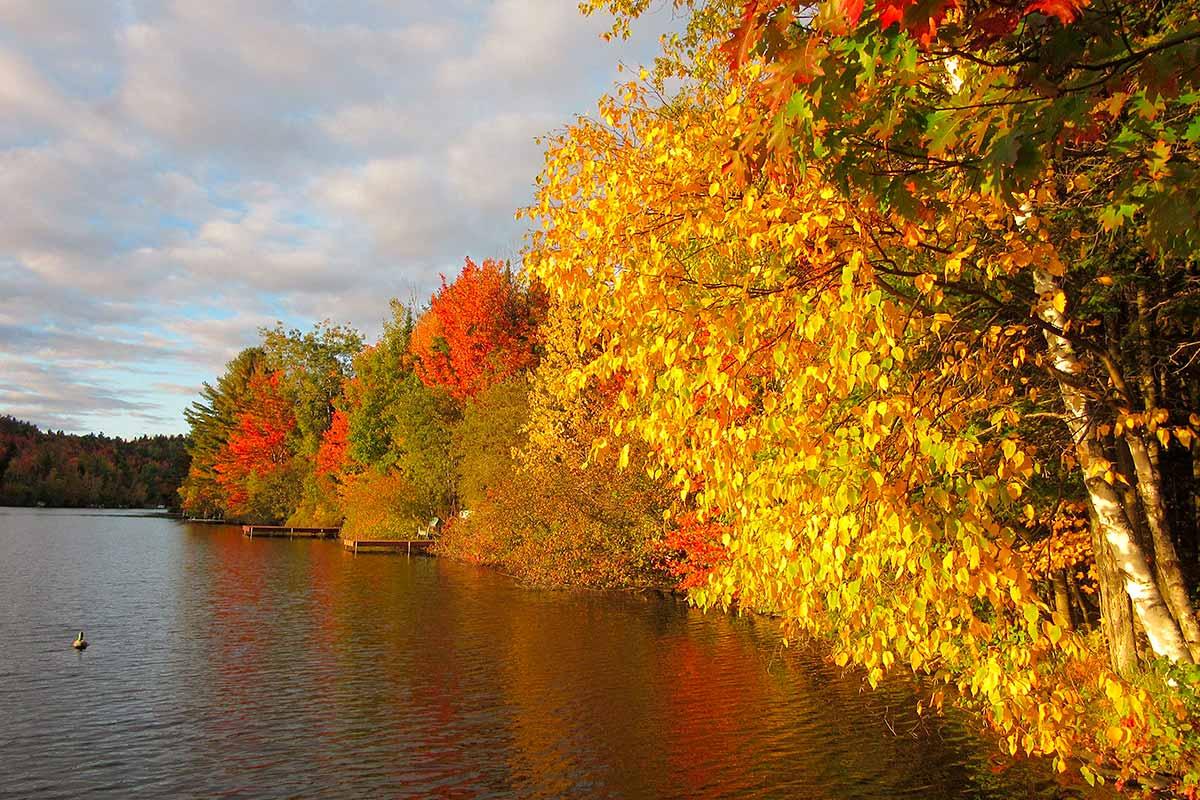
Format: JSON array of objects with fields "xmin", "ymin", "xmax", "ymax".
[
  {"xmin": 261, "ymin": 320, "xmax": 363, "ymax": 455},
  {"xmin": 179, "ymin": 347, "xmax": 264, "ymax": 517}
]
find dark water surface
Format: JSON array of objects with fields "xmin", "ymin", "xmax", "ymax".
[{"xmin": 0, "ymin": 508, "xmax": 1103, "ymax": 799}]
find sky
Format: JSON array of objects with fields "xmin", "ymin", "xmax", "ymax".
[{"xmin": 0, "ymin": 0, "xmax": 673, "ymax": 438}]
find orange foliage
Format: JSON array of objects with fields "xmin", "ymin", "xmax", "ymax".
[
  {"xmin": 1019, "ymin": 502, "xmax": 1096, "ymax": 592},
  {"xmin": 316, "ymin": 408, "xmax": 350, "ymax": 477},
  {"xmin": 213, "ymin": 370, "xmax": 295, "ymax": 509},
  {"xmin": 338, "ymin": 469, "xmax": 424, "ymax": 539},
  {"xmin": 657, "ymin": 512, "xmax": 731, "ymax": 591},
  {"xmin": 410, "ymin": 257, "xmax": 545, "ymax": 401}
]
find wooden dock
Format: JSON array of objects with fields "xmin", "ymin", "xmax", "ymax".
[
  {"xmin": 242, "ymin": 525, "xmax": 341, "ymax": 539},
  {"xmin": 341, "ymin": 538, "xmax": 435, "ymax": 555}
]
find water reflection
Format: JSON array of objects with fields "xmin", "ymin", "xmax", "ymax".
[{"xmin": 0, "ymin": 508, "xmax": 1104, "ymax": 798}]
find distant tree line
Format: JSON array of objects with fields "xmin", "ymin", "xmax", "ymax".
[{"xmin": 0, "ymin": 415, "xmax": 190, "ymax": 508}]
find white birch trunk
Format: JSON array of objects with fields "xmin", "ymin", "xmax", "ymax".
[
  {"xmin": 1033, "ymin": 268, "xmax": 1193, "ymax": 664},
  {"xmin": 1124, "ymin": 433, "xmax": 1200, "ymax": 661}
]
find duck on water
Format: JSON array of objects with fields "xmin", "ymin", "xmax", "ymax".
[{"xmin": 72, "ymin": 631, "xmax": 87, "ymax": 650}]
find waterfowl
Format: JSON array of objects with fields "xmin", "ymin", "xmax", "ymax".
[{"xmin": 72, "ymin": 631, "xmax": 88, "ymax": 650}]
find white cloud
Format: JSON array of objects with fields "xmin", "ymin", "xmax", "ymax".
[
  {"xmin": 447, "ymin": 111, "xmax": 557, "ymax": 209},
  {"xmin": 0, "ymin": 1, "xmax": 672, "ymax": 435},
  {"xmin": 314, "ymin": 157, "xmax": 453, "ymax": 261},
  {"xmin": 320, "ymin": 103, "xmax": 412, "ymax": 149},
  {"xmin": 439, "ymin": 0, "xmax": 587, "ymax": 88}
]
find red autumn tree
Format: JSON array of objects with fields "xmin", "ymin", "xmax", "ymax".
[
  {"xmin": 213, "ymin": 370, "xmax": 296, "ymax": 511},
  {"xmin": 658, "ymin": 512, "xmax": 731, "ymax": 591},
  {"xmin": 410, "ymin": 257, "xmax": 545, "ymax": 402},
  {"xmin": 315, "ymin": 408, "xmax": 350, "ymax": 477}
]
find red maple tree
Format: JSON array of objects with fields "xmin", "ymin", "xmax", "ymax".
[
  {"xmin": 410, "ymin": 257, "xmax": 545, "ymax": 401},
  {"xmin": 315, "ymin": 408, "xmax": 350, "ymax": 477},
  {"xmin": 213, "ymin": 370, "xmax": 296, "ymax": 508}
]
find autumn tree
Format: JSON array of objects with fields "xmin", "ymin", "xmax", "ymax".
[
  {"xmin": 179, "ymin": 347, "xmax": 264, "ymax": 518},
  {"xmin": 261, "ymin": 320, "xmax": 362, "ymax": 454},
  {"xmin": 316, "ymin": 409, "xmax": 350, "ymax": 478},
  {"xmin": 606, "ymin": 0, "xmax": 1200, "ymax": 666},
  {"xmin": 523, "ymin": 4, "xmax": 1200, "ymax": 786},
  {"xmin": 330, "ymin": 302, "xmax": 459, "ymax": 537},
  {"xmin": 439, "ymin": 300, "xmax": 674, "ymax": 589},
  {"xmin": 258, "ymin": 321, "xmax": 362, "ymax": 525},
  {"xmin": 410, "ymin": 257, "xmax": 545, "ymax": 402},
  {"xmin": 212, "ymin": 369, "xmax": 300, "ymax": 523},
  {"xmin": 452, "ymin": 378, "xmax": 531, "ymax": 511}
]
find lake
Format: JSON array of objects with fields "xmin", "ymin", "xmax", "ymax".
[{"xmin": 0, "ymin": 508, "xmax": 1102, "ymax": 798}]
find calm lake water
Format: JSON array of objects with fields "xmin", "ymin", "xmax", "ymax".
[{"xmin": 0, "ymin": 508, "xmax": 1104, "ymax": 798}]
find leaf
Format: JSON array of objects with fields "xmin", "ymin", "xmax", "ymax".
[
  {"xmin": 1024, "ymin": 0, "xmax": 1090, "ymax": 25},
  {"xmin": 834, "ymin": 0, "xmax": 866, "ymax": 27},
  {"xmin": 1105, "ymin": 725, "xmax": 1124, "ymax": 748},
  {"xmin": 877, "ymin": 0, "xmax": 915, "ymax": 31}
]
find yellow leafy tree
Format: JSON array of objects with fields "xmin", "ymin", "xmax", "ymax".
[{"xmin": 521, "ymin": 19, "xmax": 1199, "ymax": 788}]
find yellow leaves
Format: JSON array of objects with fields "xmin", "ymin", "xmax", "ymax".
[
  {"xmin": 1052, "ymin": 291, "xmax": 1067, "ymax": 314},
  {"xmin": 1104, "ymin": 725, "xmax": 1126, "ymax": 748},
  {"xmin": 942, "ymin": 247, "xmax": 973, "ymax": 280},
  {"xmin": 1176, "ymin": 426, "xmax": 1195, "ymax": 448},
  {"xmin": 513, "ymin": 26, "xmax": 1194, "ymax": 782}
]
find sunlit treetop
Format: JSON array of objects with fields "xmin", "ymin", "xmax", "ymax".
[
  {"xmin": 586, "ymin": 0, "xmax": 1200, "ymax": 259},
  {"xmin": 410, "ymin": 257, "xmax": 546, "ymax": 402}
]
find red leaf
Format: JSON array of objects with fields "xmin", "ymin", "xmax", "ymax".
[
  {"xmin": 1024, "ymin": 0, "xmax": 1088, "ymax": 25},
  {"xmin": 837, "ymin": 0, "xmax": 866, "ymax": 27},
  {"xmin": 722, "ymin": 1, "xmax": 775, "ymax": 69},
  {"xmin": 877, "ymin": 0, "xmax": 916, "ymax": 31}
]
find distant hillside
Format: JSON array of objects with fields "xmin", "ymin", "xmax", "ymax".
[{"xmin": 0, "ymin": 415, "xmax": 190, "ymax": 509}]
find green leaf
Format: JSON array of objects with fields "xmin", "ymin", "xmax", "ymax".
[{"xmin": 1184, "ymin": 114, "xmax": 1200, "ymax": 143}]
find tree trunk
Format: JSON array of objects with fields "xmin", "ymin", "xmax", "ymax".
[
  {"xmin": 1033, "ymin": 268, "xmax": 1193, "ymax": 665},
  {"xmin": 1125, "ymin": 432, "xmax": 1200, "ymax": 660},
  {"xmin": 1052, "ymin": 569, "xmax": 1074, "ymax": 630},
  {"xmin": 1134, "ymin": 287, "xmax": 1160, "ymax": 410},
  {"xmin": 1067, "ymin": 571, "xmax": 1089, "ymax": 629},
  {"xmin": 1192, "ymin": 433, "xmax": 1200, "ymax": 568},
  {"xmin": 1090, "ymin": 504, "xmax": 1138, "ymax": 678}
]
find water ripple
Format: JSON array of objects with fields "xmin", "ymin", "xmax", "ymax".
[{"xmin": 0, "ymin": 508, "xmax": 1107, "ymax": 799}]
